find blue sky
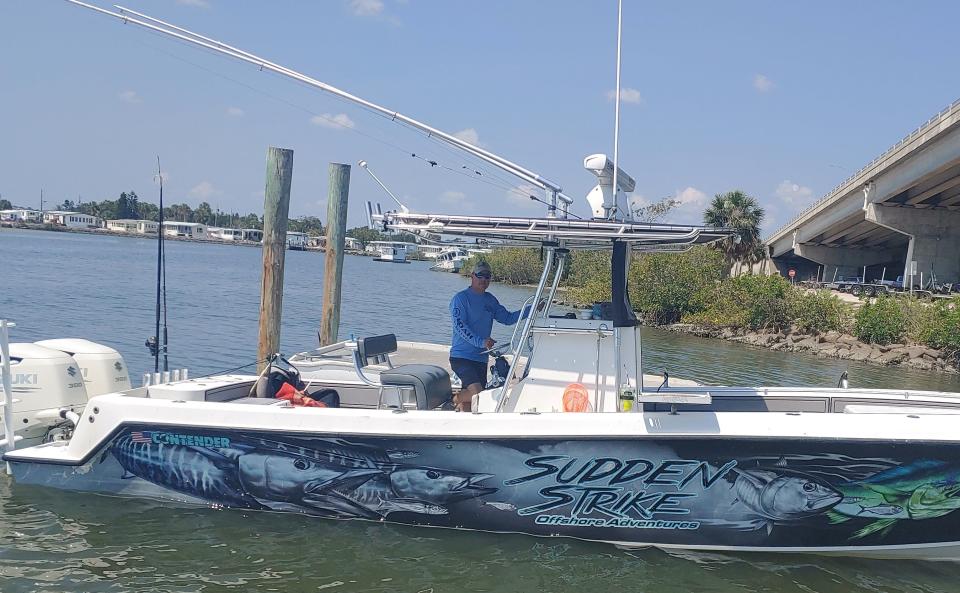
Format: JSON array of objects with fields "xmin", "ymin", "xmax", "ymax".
[{"xmin": 2, "ymin": 1, "xmax": 959, "ymax": 234}]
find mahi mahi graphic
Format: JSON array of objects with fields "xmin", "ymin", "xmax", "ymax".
[{"xmin": 829, "ymin": 460, "xmax": 960, "ymax": 539}]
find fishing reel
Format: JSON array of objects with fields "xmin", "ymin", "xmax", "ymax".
[{"xmin": 145, "ymin": 336, "xmax": 159, "ymax": 357}]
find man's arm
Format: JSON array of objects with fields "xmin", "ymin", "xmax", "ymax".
[
  {"xmin": 490, "ymin": 295, "xmax": 530, "ymax": 326},
  {"xmin": 451, "ymin": 294, "xmax": 485, "ymax": 348}
]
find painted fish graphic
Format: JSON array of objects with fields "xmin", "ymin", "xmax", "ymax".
[
  {"xmin": 829, "ymin": 460, "xmax": 960, "ymax": 539},
  {"xmin": 243, "ymin": 437, "xmax": 498, "ymax": 518},
  {"xmin": 111, "ymin": 433, "xmax": 497, "ymax": 519},
  {"xmin": 730, "ymin": 468, "xmax": 842, "ymax": 529},
  {"xmin": 482, "ymin": 501, "xmax": 518, "ymax": 512},
  {"xmin": 329, "ymin": 468, "xmax": 496, "ymax": 517},
  {"xmin": 856, "ymin": 503, "xmax": 904, "ymax": 517},
  {"xmin": 245, "ymin": 437, "xmax": 395, "ymax": 470},
  {"xmin": 110, "ymin": 434, "xmax": 263, "ymax": 509},
  {"xmin": 234, "ymin": 450, "xmax": 382, "ymax": 515}
]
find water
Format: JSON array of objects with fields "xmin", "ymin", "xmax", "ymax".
[{"xmin": 2, "ymin": 228, "xmax": 960, "ymax": 592}]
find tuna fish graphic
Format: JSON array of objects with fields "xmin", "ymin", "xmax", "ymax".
[
  {"xmin": 722, "ymin": 468, "xmax": 842, "ymax": 532},
  {"xmin": 829, "ymin": 460, "xmax": 960, "ymax": 539}
]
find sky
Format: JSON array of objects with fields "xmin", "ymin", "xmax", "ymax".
[{"xmin": 2, "ymin": 1, "xmax": 959, "ymax": 235}]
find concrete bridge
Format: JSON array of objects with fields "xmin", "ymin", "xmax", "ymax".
[{"xmin": 766, "ymin": 99, "xmax": 960, "ymax": 287}]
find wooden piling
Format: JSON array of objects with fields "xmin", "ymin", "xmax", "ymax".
[
  {"xmin": 257, "ymin": 147, "xmax": 294, "ymax": 371},
  {"xmin": 319, "ymin": 163, "xmax": 351, "ymax": 346}
]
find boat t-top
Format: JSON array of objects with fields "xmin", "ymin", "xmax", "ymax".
[{"xmin": 6, "ymin": 2, "xmax": 960, "ymax": 562}]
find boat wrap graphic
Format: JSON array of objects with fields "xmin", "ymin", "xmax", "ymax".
[{"xmin": 11, "ymin": 428, "xmax": 960, "ymax": 548}]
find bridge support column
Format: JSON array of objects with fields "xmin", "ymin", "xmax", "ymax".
[
  {"xmin": 793, "ymin": 244, "xmax": 903, "ymax": 282},
  {"xmin": 865, "ymin": 204, "xmax": 960, "ymax": 284}
]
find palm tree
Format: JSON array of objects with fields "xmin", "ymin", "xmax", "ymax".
[{"xmin": 703, "ymin": 190, "xmax": 765, "ymax": 275}]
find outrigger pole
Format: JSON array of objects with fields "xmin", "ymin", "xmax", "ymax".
[{"xmin": 65, "ymin": 1, "xmax": 575, "ymax": 216}]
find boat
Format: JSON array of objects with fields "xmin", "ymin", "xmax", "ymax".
[
  {"xmin": 369, "ymin": 241, "xmax": 412, "ymax": 264},
  {"xmin": 429, "ymin": 247, "xmax": 469, "ymax": 273},
  {"xmin": 286, "ymin": 231, "xmax": 309, "ymax": 251},
  {"xmin": 10, "ymin": 2, "xmax": 960, "ymax": 561}
]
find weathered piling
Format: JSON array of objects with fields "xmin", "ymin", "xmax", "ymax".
[
  {"xmin": 257, "ymin": 147, "xmax": 294, "ymax": 371},
  {"xmin": 319, "ymin": 163, "xmax": 350, "ymax": 346}
]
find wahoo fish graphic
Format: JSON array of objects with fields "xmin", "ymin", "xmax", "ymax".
[
  {"xmin": 248, "ymin": 437, "xmax": 498, "ymax": 518},
  {"xmin": 110, "ymin": 433, "xmax": 263, "ymax": 509},
  {"xmin": 109, "ymin": 432, "xmax": 497, "ymax": 519},
  {"xmin": 109, "ymin": 433, "xmax": 380, "ymax": 513}
]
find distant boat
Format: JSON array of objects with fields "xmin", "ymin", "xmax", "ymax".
[
  {"xmin": 369, "ymin": 241, "xmax": 411, "ymax": 264},
  {"xmin": 430, "ymin": 247, "xmax": 468, "ymax": 273},
  {"xmin": 286, "ymin": 231, "xmax": 308, "ymax": 251}
]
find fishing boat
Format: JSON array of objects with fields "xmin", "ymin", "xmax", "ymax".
[
  {"xmin": 7, "ymin": 1, "xmax": 960, "ymax": 562},
  {"xmin": 369, "ymin": 241, "xmax": 413, "ymax": 264},
  {"xmin": 429, "ymin": 247, "xmax": 469, "ymax": 273}
]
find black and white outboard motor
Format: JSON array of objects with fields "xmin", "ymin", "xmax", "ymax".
[{"xmin": 2, "ymin": 339, "xmax": 130, "ymax": 446}]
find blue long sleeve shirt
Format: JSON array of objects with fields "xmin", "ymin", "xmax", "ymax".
[{"xmin": 449, "ymin": 288, "xmax": 528, "ymax": 362}]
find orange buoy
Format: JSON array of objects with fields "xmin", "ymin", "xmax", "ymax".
[{"xmin": 562, "ymin": 383, "xmax": 592, "ymax": 412}]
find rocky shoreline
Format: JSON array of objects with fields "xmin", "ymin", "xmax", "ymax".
[{"xmin": 662, "ymin": 323, "xmax": 958, "ymax": 374}]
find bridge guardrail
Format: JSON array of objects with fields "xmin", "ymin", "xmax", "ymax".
[{"xmin": 766, "ymin": 98, "xmax": 960, "ymax": 242}]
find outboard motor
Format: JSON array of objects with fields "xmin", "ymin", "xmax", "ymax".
[
  {"xmin": 3, "ymin": 343, "xmax": 91, "ymax": 446},
  {"xmin": 35, "ymin": 339, "xmax": 131, "ymax": 396}
]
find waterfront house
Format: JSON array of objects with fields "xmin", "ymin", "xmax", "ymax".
[
  {"xmin": 106, "ymin": 219, "xmax": 158, "ymax": 234},
  {"xmin": 43, "ymin": 211, "xmax": 102, "ymax": 229},
  {"xmin": 0, "ymin": 209, "xmax": 43, "ymax": 223},
  {"xmin": 242, "ymin": 228, "xmax": 263, "ymax": 242},
  {"xmin": 162, "ymin": 221, "xmax": 207, "ymax": 239}
]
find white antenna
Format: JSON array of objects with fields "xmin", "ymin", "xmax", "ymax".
[
  {"xmin": 611, "ymin": 0, "xmax": 625, "ymax": 221},
  {"xmin": 358, "ymin": 161, "xmax": 409, "ymax": 213}
]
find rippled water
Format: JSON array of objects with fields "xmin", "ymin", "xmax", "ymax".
[{"xmin": 2, "ymin": 228, "xmax": 960, "ymax": 592}]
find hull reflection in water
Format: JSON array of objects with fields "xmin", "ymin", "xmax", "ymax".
[{"xmin": 11, "ymin": 426, "xmax": 960, "ymax": 558}]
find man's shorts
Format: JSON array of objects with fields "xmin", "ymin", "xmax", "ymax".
[{"xmin": 449, "ymin": 357, "xmax": 488, "ymax": 388}]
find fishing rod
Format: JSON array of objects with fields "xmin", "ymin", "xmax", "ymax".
[
  {"xmin": 147, "ymin": 157, "xmax": 168, "ymax": 373},
  {"xmin": 65, "ymin": 1, "xmax": 575, "ymax": 215}
]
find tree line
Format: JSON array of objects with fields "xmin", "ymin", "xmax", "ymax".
[{"xmin": 51, "ymin": 192, "xmax": 326, "ymax": 235}]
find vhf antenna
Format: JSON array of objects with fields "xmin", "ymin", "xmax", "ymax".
[{"xmin": 358, "ymin": 160, "xmax": 409, "ymax": 213}]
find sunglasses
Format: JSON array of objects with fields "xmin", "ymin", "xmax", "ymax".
[{"xmin": 474, "ymin": 272, "xmax": 492, "ymax": 279}]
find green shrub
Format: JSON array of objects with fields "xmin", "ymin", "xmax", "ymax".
[
  {"xmin": 898, "ymin": 295, "xmax": 941, "ymax": 343},
  {"xmin": 789, "ymin": 289, "xmax": 852, "ymax": 334},
  {"xmin": 918, "ymin": 296, "xmax": 960, "ymax": 356},
  {"xmin": 629, "ymin": 247, "xmax": 726, "ymax": 323},
  {"xmin": 460, "ymin": 248, "xmax": 543, "ymax": 285},
  {"xmin": 685, "ymin": 274, "xmax": 792, "ymax": 330},
  {"xmin": 854, "ymin": 296, "xmax": 905, "ymax": 345},
  {"xmin": 565, "ymin": 251, "xmax": 612, "ymax": 305}
]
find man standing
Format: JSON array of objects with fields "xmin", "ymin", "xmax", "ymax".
[{"xmin": 449, "ymin": 261, "xmax": 531, "ymax": 411}]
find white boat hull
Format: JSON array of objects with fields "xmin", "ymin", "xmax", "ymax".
[{"xmin": 9, "ymin": 388, "xmax": 960, "ymax": 560}]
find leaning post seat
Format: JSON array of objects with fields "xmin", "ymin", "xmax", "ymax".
[
  {"xmin": 379, "ymin": 365, "xmax": 453, "ymax": 410},
  {"xmin": 356, "ymin": 334, "xmax": 453, "ymax": 410}
]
